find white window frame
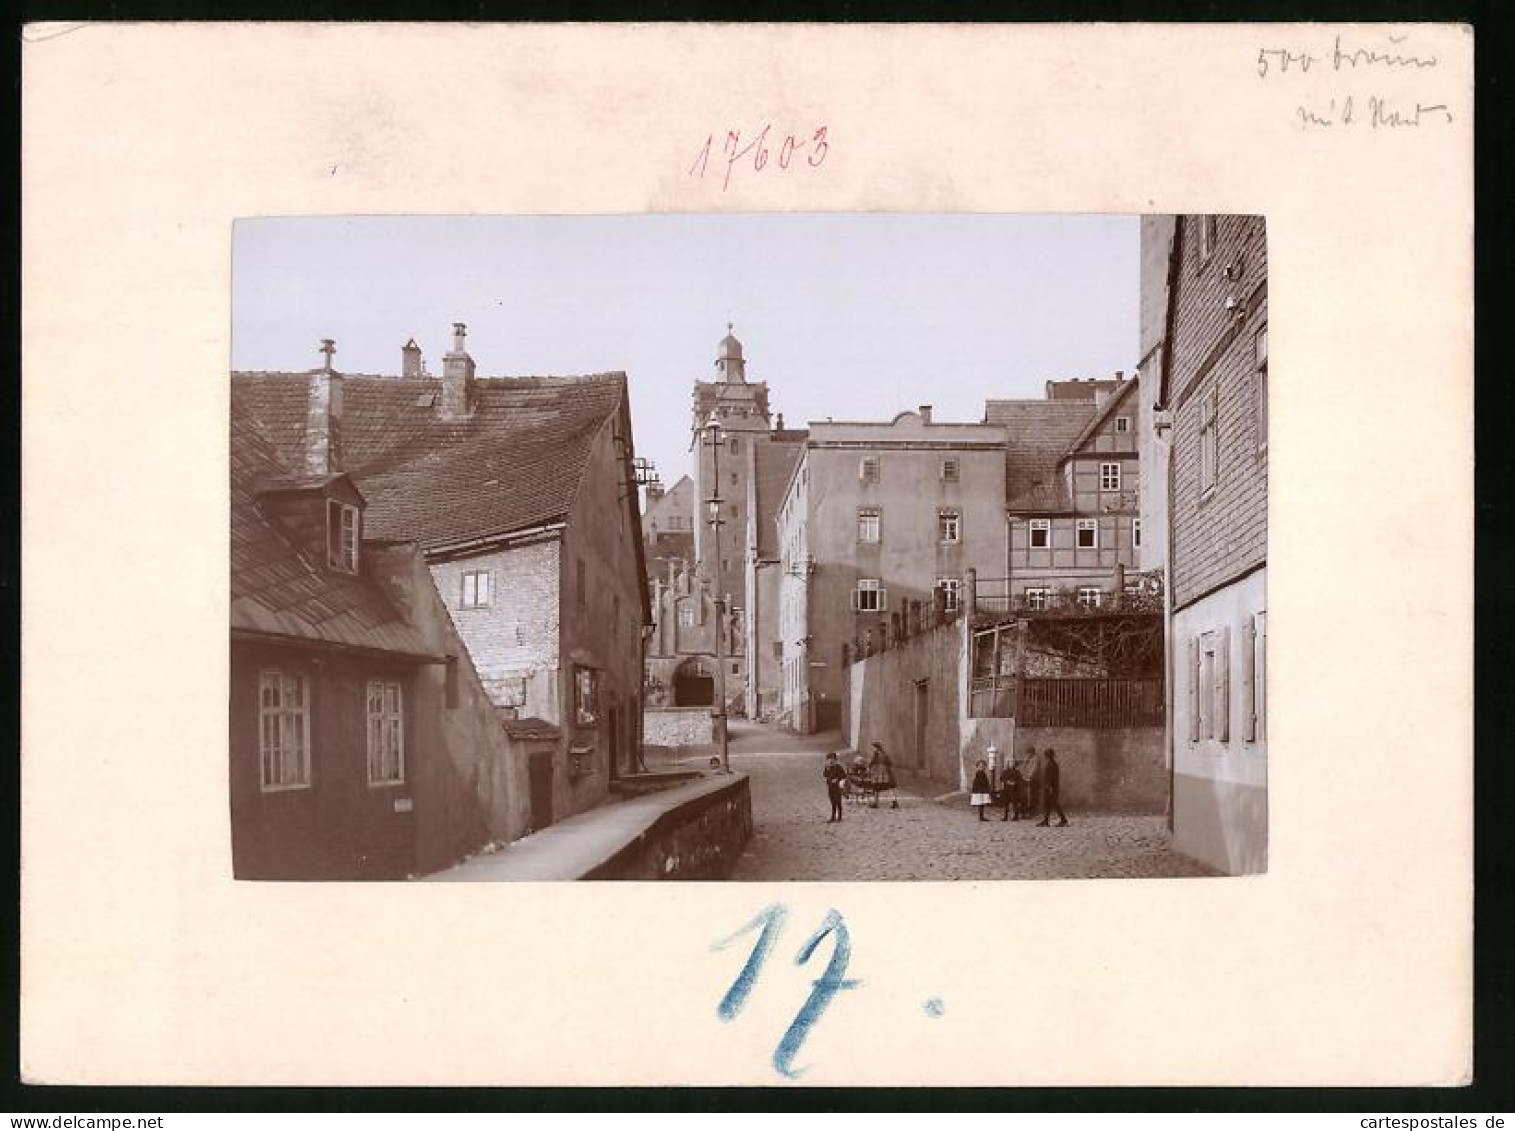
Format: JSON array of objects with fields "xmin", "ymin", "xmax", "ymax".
[
  {"xmin": 1200, "ymin": 386, "xmax": 1219, "ymax": 496},
  {"xmin": 366, "ymin": 679, "xmax": 405, "ymax": 786},
  {"xmin": 1076, "ymin": 518, "xmax": 1099, "ymax": 549},
  {"xmin": 1198, "ymin": 214, "xmax": 1218, "ymax": 267},
  {"xmin": 940, "ymin": 458, "xmax": 960, "ymax": 483},
  {"xmin": 258, "ymin": 669, "xmax": 311, "ymax": 792},
  {"xmin": 852, "ymin": 578, "xmax": 885, "ymax": 613},
  {"xmin": 857, "ymin": 507, "xmax": 881, "ymax": 544},
  {"xmin": 1024, "ymin": 587, "xmax": 1051, "ymax": 611},
  {"xmin": 1255, "ymin": 325, "xmax": 1269, "ymax": 452},
  {"xmin": 1077, "ymin": 586, "xmax": 1102, "ymax": 610},
  {"xmin": 1029, "ymin": 519, "xmax": 1051, "ymax": 549},
  {"xmin": 1114, "ymin": 415, "xmax": 1131, "ymax": 434},
  {"xmin": 327, "ymin": 501, "xmax": 359, "ymax": 573},
  {"xmin": 1100, "ymin": 462, "xmax": 1122, "ymax": 491},
  {"xmin": 859, "ymin": 456, "xmax": 880, "ymax": 484},
  {"xmin": 677, "ymin": 602, "xmax": 695, "ymax": 627},
  {"xmin": 460, "ymin": 569, "xmax": 492, "ymax": 609},
  {"xmin": 935, "ymin": 577, "xmax": 962, "ymax": 612},
  {"xmin": 938, "ymin": 509, "xmax": 962, "ymax": 544}
]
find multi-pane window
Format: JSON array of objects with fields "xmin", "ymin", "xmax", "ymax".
[
  {"xmin": 1115, "ymin": 416, "xmax": 1131, "ymax": 434},
  {"xmin": 1024, "ymin": 587, "xmax": 1051, "ymax": 611},
  {"xmin": 1198, "ymin": 214, "xmax": 1218, "ymax": 267},
  {"xmin": 1100, "ymin": 462, "xmax": 1121, "ymax": 491},
  {"xmin": 935, "ymin": 577, "xmax": 962, "ymax": 612},
  {"xmin": 677, "ymin": 602, "xmax": 694, "ymax": 627},
  {"xmin": 938, "ymin": 509, "xmax": 962, "ymax": 543},
  {"xmin": 857, "ymin": 507, "xmax": 881, "ymax": 543},
  {"xmin": 460, "ymin": 569, "xmax": 492, "ymax": 609},
  {"xmin": 859, "ymin": 457, "xmax": 880, "ymax": 484},
  {"xmin": 366, "ymin": 679, "xmax": 405, "ymax": 785},
  {"xmin": 327, "ymin": 501, "xmax": 359, "ymax": 572},
  {"xmin": 1255, "ymin": 324, "xmax": 1269, "ymax": 451},
  {"xmin": 1077, "ymin": 587, "xmax": 1102, "ymax": 610},
  {"xmin": 258, "ymin": 670, "xmax": 310, "ymax": 791},
  {"xmin": 940, "ymin": 458, "xmax": 960, "ymax": 483},
  {"xmin": 1200, "ymin": 386, "xmax": 1219, "ymax": 495},
  {"xmin": 1029, "ymin": 519, "xmax": 1051, "ymax": 549},
  {"xmin": 1076, "ymin": 519, "xmax": 1098, "ymax": 549},
  {"xmin": 852, "ymin": 578, "xmax": 884, "ymax": 613},
  {"xmin": 574, "ymin": 665, "xmax": 600, "ymax": 725}
]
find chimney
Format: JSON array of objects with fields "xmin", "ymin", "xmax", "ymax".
[
  {"xmin": 440, "ymin": 322, "xmax": 475, "ymax": 420},
  {"xmin": 1115, "ymin": 369, "xmax": 1125, "ymax": 382},
  {"xmin": 774, "ymin": 413, "xmax": 785, "ymax": 432},
  {"xmin": 402, "ymin": 338, "xmax": 423, "ymax": 378},
  {"xmin": 918, "ymin": 404, "xmax": 933, "ymax": 424},
  {"xmin": 304, "ymin": 339, "xmax": 343, "ymax": 475}
]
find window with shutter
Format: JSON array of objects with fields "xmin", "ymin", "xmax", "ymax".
[
  {"xmin": 1255, "ymin": 612, "xmax": 1267, "ymax": 742},
  {"xmin": 1187, "ymin": 637, "xmax": 1201, "ymax": 743},
  {"xmin": 1215, "ymin": 625, "xmax": 1231, "ymax": 743},
  {"xmin": 1241, "ymin": 617, "xmax": 1257, "ymax": 742}
]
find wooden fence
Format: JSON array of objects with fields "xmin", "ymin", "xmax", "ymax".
[{"xmin": 969, "ymin": 676, "xmax": 1164, "ymax": 726}]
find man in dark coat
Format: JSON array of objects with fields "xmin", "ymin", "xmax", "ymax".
[
  {"xmin": 823, "ymin": 753, "xmax": 847, "ymax": 823},
  {"xmin": 1036, "ymin": 748, "xmax": 1069, "ymax": 827},
  {"xmin": 1000, "ymin": 759, "xmax": 1024, "ymax": 821}
]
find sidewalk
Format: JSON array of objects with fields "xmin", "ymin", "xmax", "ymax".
[{"xmin": 425, "ymin": 772, "xmax": 745, "ymax": 881}]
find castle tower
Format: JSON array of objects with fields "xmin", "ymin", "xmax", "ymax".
[{"xmin": 690, "ymin": 325, "xmax": 771, "ymax": 581}]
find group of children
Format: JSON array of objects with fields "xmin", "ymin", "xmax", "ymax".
[
  {"xmin": 821, "ymin": 744, "xmax": 1069, "ymax": 827},
  {"xmin": 970, "ymin": 748, "xmax": 1068, "ymax": 826}
]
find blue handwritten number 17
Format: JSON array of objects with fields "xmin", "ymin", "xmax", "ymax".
[{"xmin": 712, "ymin": 904, "xmax": 860, "ymax": 1079}]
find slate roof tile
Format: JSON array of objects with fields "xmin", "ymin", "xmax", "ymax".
[
  {"xmin": 230, "ymin": 413, "xmax": 434, "ymax": 657},
  {"xmin": 984, "ymin": 400, "xmax": 1098, "ymax": 514},
  {"xmin": 231, "ymin": 371, "xmax": 627, "ymax": 548}
]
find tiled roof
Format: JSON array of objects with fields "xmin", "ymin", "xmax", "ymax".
[
  {"xmin": 985, "ymin": 400, "xmax": 1098, "ymax": 514},
  {"xmin": 752, "ymin": 435, "xmax": 806, "ymax": 558},
  {"xmin": 501, "ymin": 715, "xmax": 562, "ymax": 741},
  {"xmin": 231, "ymin": 371, "xmax": 627, "ymax": 548},
  {"xmin": 1061, "ymin": 379, "xmax": 1138, "ymax": 456},
  {"xmin": 230, "ymin": 414, "xmax": 435, "ymax": 658}
]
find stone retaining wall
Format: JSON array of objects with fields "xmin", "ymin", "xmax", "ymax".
[
  {"xmin": 643, "ymin": 705, "xmax": 717, "ymax": 762},
  {"xmin": 586, "ymin": 774, "xmax": 753, "ymax": 880}
]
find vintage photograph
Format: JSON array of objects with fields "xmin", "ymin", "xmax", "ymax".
[{"xmin": 229, "ymin": 213, "xmax": 1268, "ymax": 883}]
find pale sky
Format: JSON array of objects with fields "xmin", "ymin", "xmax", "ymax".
[{"xmin": 232, "ymin": 214, "xmax": 1139, "ymax": 487}]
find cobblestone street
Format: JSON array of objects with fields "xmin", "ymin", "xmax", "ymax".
[{"xmin": 721, "ymin": 722, "xmax": 1214, "ymax": 881}]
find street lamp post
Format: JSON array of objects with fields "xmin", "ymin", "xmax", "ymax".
[{"xmin": 703, "ymin": 421, "xmax": 732, "ymax": 775}]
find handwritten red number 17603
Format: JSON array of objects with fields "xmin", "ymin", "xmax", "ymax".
[{"xmin": 688, "ymin": 125, "xmax": 829, "ymax": 191}]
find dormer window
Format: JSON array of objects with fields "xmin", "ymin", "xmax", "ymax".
[{"xmin": 327, "ymin": 500, "xmax": 359, "ymax": 572}]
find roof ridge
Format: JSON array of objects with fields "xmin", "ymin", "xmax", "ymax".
[{"xmin": 1060, "ymin": 380, "xmax": 1138, "ymax": 456}]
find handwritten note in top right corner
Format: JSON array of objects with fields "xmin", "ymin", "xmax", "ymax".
[{"xmin": 1252, "ymin": 26, "xmax": 1465, "ymax": 135}]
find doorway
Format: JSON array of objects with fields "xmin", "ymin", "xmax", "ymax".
[
  {"xmin": 609, "ymin": 704, "xmax": 621, "ymax": 781},
  {"xmin": 673, "ymin": 658, "xmax": 715, "ymax": 706},
  {"xmin": 914, "ymin": 679, "xmax": 930, "ymax": 771},
  {"xmin": 528, "ymin": 749, "xmax": 553, "ymax": 833}
]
